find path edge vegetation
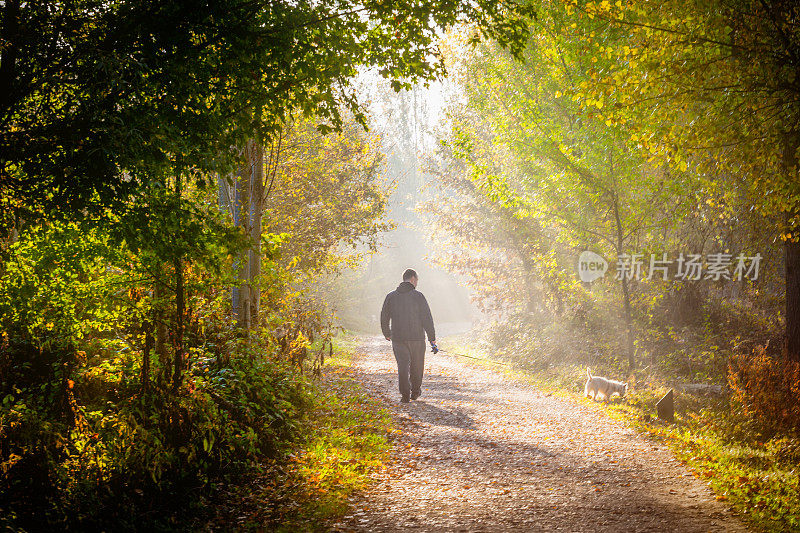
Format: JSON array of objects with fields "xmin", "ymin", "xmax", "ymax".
[
  {"xmin": 442, "ymin": 335, "xmax": 800, "ymax": 533},
  {"xmin": 208, "ymin": 333, "xmax": 394, "ymax": 531}
]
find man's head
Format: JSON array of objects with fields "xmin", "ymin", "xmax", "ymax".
[{"xmin": 402, "ymin": 268, "xmax": 418, "ymax": 287}]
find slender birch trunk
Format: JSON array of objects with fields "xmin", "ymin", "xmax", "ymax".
[{"xmin": 613, "ymin": 194, "xmax": 635, "ymax": 370}]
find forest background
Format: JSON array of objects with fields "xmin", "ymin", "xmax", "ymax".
[{"xmin": 2, "ymin": 0, "xmax": 800, "ymax": 530}]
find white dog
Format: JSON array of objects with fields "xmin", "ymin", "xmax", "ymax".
[{"xmin": 584, "ymin": 368, "xmax": 627, "ymax": 401}]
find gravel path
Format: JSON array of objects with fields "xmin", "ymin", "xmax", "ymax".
[{"xmin": 329, "ymin": 336, "xmax": 748, "ymax": 533}]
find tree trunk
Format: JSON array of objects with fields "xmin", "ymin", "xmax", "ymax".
[
  {"xmin": 9, "ymin": 207, "xmax": 19, "ymax": 245},
  {"xmin": 142, "ymin": 324, "xmax": 152, "ymax": 393},
  {"xmin": 154, "ymin": 280, "xmax": 168, "ymax": 388},
  {"xmin": 173, "ymin": 254, "xmax": 184, "ymax": 391},
  {"xmin": 173, "ymin": 174, "xmax": 185, "ymax": 391},
  {"xmin": 249, "ymin": 143, "xmax": 264, "ymax": 326},
  {"xmin": 787, "ymin": 237, "xmax": 800, "ymax": 361},
  {"xmin": 783, "ymin": 131, "xmax": 800, "ymax": 362},
  {"xmin": 612, "ymin": 194, "xmax": 635, "ymax": 370},
  {"xmin": 519, "ymin": 253, "xmax": 539, "ymax": 314},
  {"xmin": 620, "ymin": 276, "xmax": 635, "ymax": 369},
  {"xmin": 236, "ymin": 142, "xmax": 253, "ymax": 330}
]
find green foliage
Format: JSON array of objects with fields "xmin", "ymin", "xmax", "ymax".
[
  {"xmin": 0, "ymin": 176, "xmax": 384, "ymax": 530},
  {"xmin": 1, "ymin": 309, "xmax": 316, "ymax": 531},
  {"xmin": 428, "ymin": 0, "xmax": 789, "ymax": 381},
  {"xmin": 1, "ymin": 0, "xmax": 534, "ymax": 214},
  {"xmin": 114, "ymin": 185, "xmax": 247, "ymax": 266},
  {"xmin": 207, "ymin": 338, "xmax": 393, "ymax": 531},
  {"xmin": 0, "ymin": 220, "xmax": 120, "ymax": 349},
  {"xmin": 265, "ymin": 113, "xmax": 393, "ymax": 276},
  {"xmin": 0, "ymin": 0, "xmax": 541, "ymax": 529}
]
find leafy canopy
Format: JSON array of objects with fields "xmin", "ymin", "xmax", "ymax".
[{"xmin": 0, "ymin": 0, "xmax": 534, "ymax": 213}]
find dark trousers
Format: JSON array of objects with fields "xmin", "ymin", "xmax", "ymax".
[{"xmin": 391, "ymin": 340, "xmax": 426, "ymax": 398}]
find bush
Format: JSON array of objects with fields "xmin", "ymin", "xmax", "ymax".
[
  {"xmin": 0, "ymin": 334, "xmax": 316, "ymax": 531},
  {"xmin": 0, "ymin": 220, "xmax": 321, "ymax": 531},
  {"xmin": 728, "ymin": 345, "xmax": 800, "ymax": 436}
]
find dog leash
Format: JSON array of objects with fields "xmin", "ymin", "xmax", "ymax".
[{"xmin": 438, "ymin": 348, "xmax": 510, "ymax": 367}]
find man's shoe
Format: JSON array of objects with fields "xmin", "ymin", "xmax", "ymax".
[
  {"xmin": 411, "ymin": 390, "xmax": 421, "ymax": 400},
  {"xmin": 401, "ymin": 396, "xmax": 410, "ymax": 403}
]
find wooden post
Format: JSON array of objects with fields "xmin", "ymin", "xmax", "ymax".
[{"xmin": 656, "ymin": 389, "xmax": 674, "ymax": 422}]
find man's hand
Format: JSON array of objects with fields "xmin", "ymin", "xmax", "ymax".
[{"xmin": 430, "ymin": 341, "xmax": 438, "ymax": 354}]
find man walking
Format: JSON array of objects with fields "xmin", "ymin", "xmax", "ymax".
[{"xmin": 380, "ymin": 269, "xmax": 437, "ymax": 403}]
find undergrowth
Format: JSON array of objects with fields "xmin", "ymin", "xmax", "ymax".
[
  {"xmin": 442, "ymin": 333, "xmax": 800, "ymax": 533},
  {"xmin": 208, "ymin": 335, "xmax": 392, "ymax": 531},
  {"xmin": 604, "ymin": 389, "xmax": 800, "ymax": 532}
]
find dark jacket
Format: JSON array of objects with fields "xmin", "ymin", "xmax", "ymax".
[{"xmin": 380, "ymin": 281, "xmax": 435, "ymax": 342}]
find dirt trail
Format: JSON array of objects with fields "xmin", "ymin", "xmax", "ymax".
[{"xmin": 329, "ymin": 337, "xmax": 748, "ymax": 533}]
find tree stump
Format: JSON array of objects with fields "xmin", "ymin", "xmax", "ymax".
[{"xmin": 656, "ymin": 389, "xmax": 674, "ymax": 422}]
